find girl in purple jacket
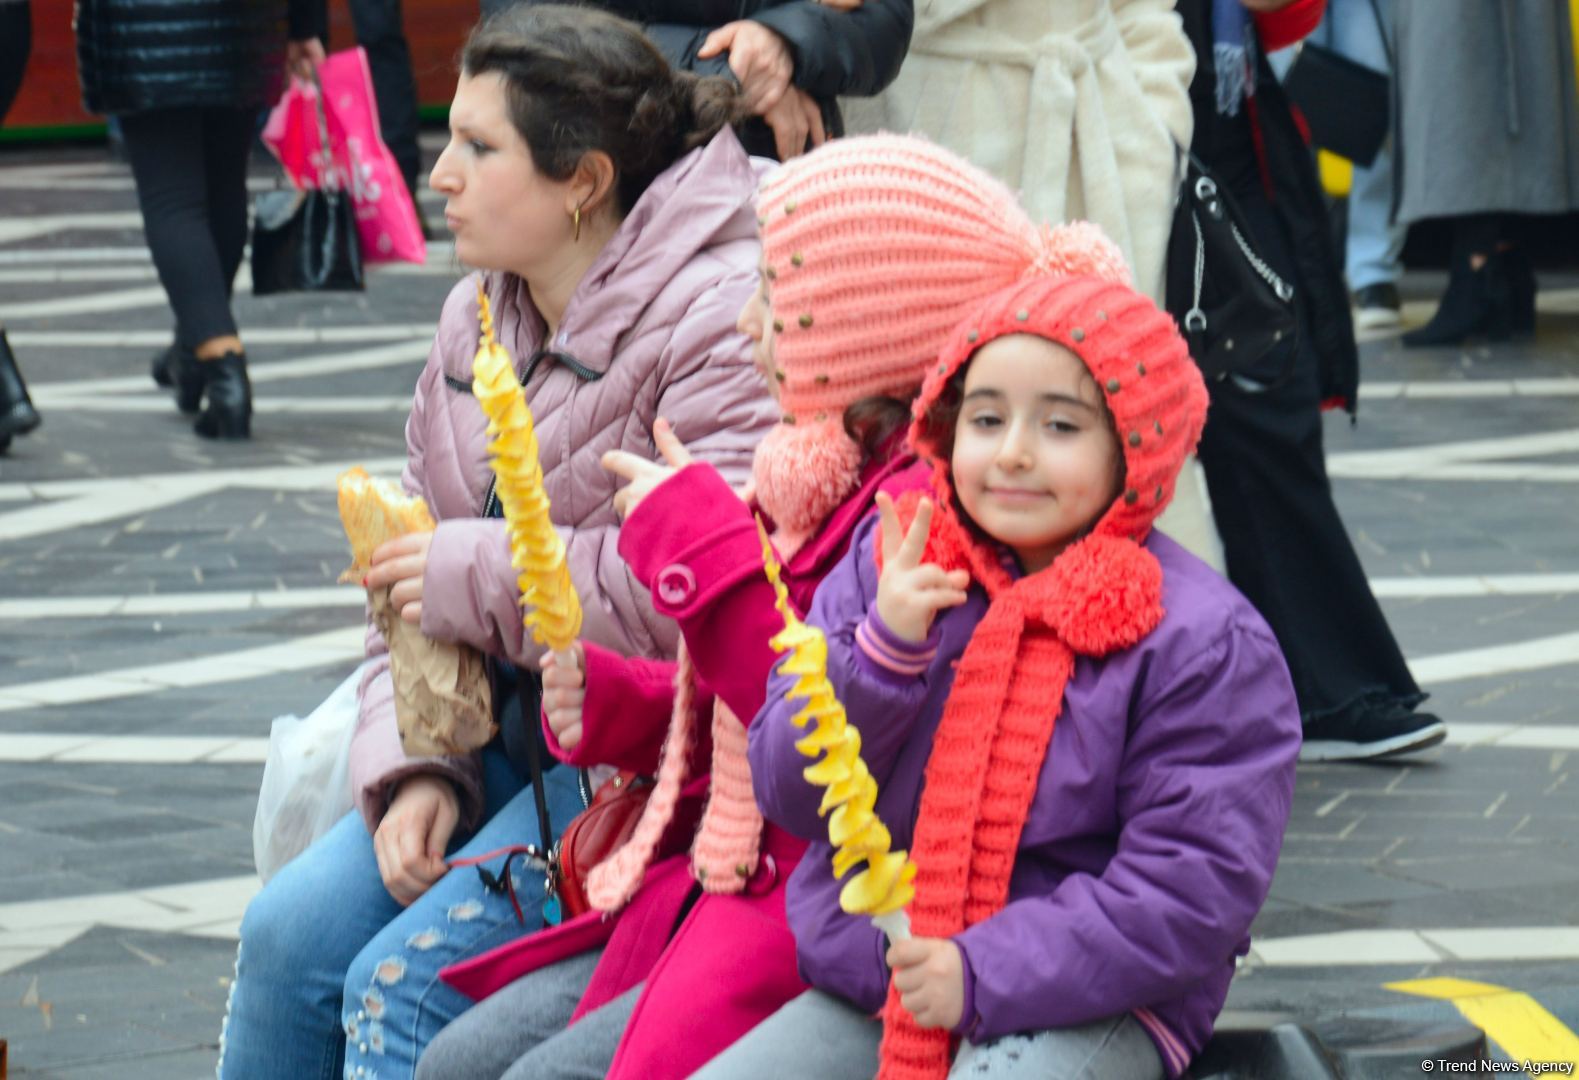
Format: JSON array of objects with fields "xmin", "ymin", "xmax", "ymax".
[{"xmin": 724, "ymin": 231, "xmax": 1303, "ymax": 1080}]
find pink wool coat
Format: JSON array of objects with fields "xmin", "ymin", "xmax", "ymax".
[
  {"xmin": 349, "ymin": 129, "xmax": 778, "ymax": 830},
  {"xmin": 442, "ymin": 451, "xmax": 930, "ymax": 1079}
]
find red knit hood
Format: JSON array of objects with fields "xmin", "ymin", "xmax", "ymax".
[
  {"xmin": 892, "ymin": 238, "xmax": 1211, "ymax": 649},
  {"xmin": 911, "ymin": 240, "xmax": 1209, "ymax": 556}
]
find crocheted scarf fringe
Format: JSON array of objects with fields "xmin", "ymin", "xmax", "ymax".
[
  {"xmin": 586, "ymin": 642, "xmax": 704, "ymax": 912},
  {"xmin": 586, "ymin": 641, "xmax": 762, "ymax": 911}
]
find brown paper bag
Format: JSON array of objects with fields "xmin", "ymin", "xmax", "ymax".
[
  {"xmin": 336, "ymin": 467, "xmax": 496, "ymax": 756},
  {"xmin": 369, "ymin": 587, "xmax": 496, "ymax": 756}
]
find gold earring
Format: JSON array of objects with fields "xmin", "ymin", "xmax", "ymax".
[{"xmin": 572, "ymin": 205, "xmax": 582, "ymax": 242}]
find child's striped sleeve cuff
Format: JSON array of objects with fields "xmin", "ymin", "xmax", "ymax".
[{"xmin": 855, "ymin": 608, "xmax": 939, "ymax": 682}]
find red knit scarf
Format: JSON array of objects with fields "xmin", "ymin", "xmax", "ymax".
[{"xmin": 875, "ymin": 489, "xmax": 1165, "ymax": 1080}]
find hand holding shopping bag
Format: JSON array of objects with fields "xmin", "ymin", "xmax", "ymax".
[
  {"xmin": 262, "ymin": 47, "xmax": 426, "ymax": 266},
  {"xmin": 252, "ymin": 71, "xmax": 366, "ymax": 295}
]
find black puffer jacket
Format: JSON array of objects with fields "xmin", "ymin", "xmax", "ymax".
[
  {"xmin": 75, "ymin": 0, "xmax": 322, "ymax": 115},
  {"xmin": 588, "ymin": 0, "xmax": 913, "ymax": 159}
]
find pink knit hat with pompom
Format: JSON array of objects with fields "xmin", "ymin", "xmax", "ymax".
[
  {"xmin": 585, "ymin": 150, "xmax": 1149, "ymax": 918},
  {"xmin": 752, "ymin": 135, "xmax": 1122, "ymax": 553}
]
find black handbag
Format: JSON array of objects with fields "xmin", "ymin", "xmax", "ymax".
[
  {"xmin": 250, "ymin": 75, "xmax": 364, "ymax": 296},
  {"xmin": 1164, "ymin": 149, "xmax": 1299, "ymax": 390},
  {"xmin": 1281, "ymin": 0, "xmax": 1392, "ymax": 166}
]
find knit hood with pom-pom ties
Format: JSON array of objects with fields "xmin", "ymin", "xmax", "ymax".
[{"xmin": 872, "ymin": 228, "xmax": 1210, "ymax": 1080}]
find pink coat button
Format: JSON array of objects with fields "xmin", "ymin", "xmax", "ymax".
[{"xmin": 656, "ymin": 564, "xmax": 697, "ymax": 606}]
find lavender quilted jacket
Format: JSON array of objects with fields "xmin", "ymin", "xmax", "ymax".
[{"xmin": 350, "ymin": 129, "xmax": 777, "ymax": 829}]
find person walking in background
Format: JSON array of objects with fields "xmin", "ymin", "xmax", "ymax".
[
  {"xmin": 482, "ymin": 0, "xmax": 913, "ymax": 162},
  {"xmin": 1394, "ymin": 0, "xmax": 1579, "ymax": 347},
  {"xmin": 0, "ymin": 0, "xmax": 43, "ymax": 454},
  {"xmin": 73, "ymin": 0, "xmax": 326, "ymax": 441},
  {"xmin": 1177, "ymin": 0, "xmax": 1446, "ymax": 763}
]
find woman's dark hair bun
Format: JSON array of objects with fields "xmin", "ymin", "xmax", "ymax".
[
  {"xmin": 672, "ymin": 71, "xmax": 749, "ymax": 152},
  {"xmin": 461, "ymin": 5, "xmax": 747, "ymax": 213}
]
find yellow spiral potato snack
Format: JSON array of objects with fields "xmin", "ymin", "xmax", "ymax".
[
  {"xmin": 471, "ymin": 281, "xmax": 583, "ymax": 655},
  {"xmin": 758, "ymin": 519, "xmax": 915, "ymax": 938}
]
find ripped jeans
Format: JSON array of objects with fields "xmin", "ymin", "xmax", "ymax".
[{"xmin": 218, "ymin": 752, "xmax": 584, "ymax": 1080}]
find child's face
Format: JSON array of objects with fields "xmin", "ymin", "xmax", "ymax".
[
  {"xmin": 950, "ymin": 334, "xmax": 1123, "ymax": 574},
  {"xmin": 736, "ymin": 257, "xmax": 779, "ymax": 400}
]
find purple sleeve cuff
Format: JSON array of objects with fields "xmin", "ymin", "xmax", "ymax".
[
  {"xmin": 853, "ymin": 608, "xmax": 940, "ymax": 684},
  {"xmin": 953, "ymin": 938, "xmax": 981, "ymax": 1040}
]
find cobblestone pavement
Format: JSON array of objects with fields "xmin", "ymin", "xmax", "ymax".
[{"xmin": 2, "ymin": 139, "xmax": 1578, "ymax": 1078}]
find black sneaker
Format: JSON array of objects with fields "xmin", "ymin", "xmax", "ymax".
[
  {"xmin": 1299, "ymin": 702, "xmax": 1447, "ymax": 763},
  {"xmin": 1352, "ymin": 282, "xmax": 1402, "ymax": 331}
]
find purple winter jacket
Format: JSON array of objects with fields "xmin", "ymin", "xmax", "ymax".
[
  {"xmin": 748, "ymin": 518, "xmax": 1301, "ymax": 1077},
  {"xmin": 350, "ymin": 129, "xmax": 778, "ymax": 830}
]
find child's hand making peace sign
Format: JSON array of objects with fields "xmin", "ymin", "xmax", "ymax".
[{"xmin": 874, "ymin": 492, "xmax": 972, "ymax": 644}]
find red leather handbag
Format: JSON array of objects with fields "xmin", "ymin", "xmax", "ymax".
[{"xmin": 553, "ymin": 771, "xmax": 653, "ymax": 919}]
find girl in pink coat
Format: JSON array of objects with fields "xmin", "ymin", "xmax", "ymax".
[{"xmin": 419, "ymin": 134, "xmax": 1103, "ymax": 1080}]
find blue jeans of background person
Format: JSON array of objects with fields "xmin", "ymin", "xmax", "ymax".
[
  {"xmin": 218, "ymin": 749, "xmax": 583, "ymax": 1080},
  {"xmin": 1270, "ymin": 0, "xmax": 1404, "ymax": 290}
]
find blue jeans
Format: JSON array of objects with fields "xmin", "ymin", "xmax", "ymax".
[
  {"xmin": 218, "ymin": 751, "xmax": 584, "ymax": 1080},
  {"xmin": 1271, "ymin": 0, "xmax": 1405, "ymax": 289}
]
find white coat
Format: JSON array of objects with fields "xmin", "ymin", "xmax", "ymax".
[{"xmin": 843, "ymin": 0, "xmax": 1196, "ymax": 302}]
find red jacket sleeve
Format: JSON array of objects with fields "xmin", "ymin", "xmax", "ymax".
[
  {"xmin": 550, "ymin": 464, "xmax": 786, "ymax": 778},
  {"xmin": 546, "ymin": 642, "xmax": 677, "ymax": 773},
  {"xmin": 1254, "ymin": 0, "xmax": 1325, "ymax": 52},
  {"xmin": 617, "ymin": 464, "xmax": 787, "ymax": 726}
]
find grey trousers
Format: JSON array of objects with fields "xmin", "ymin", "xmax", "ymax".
[
  {"xmin": 415, "ymin": 948, "xmax": 640, "ymax": 1080},
  {"xmin": 694, "ymin": 990, "xmax": 1166, "ymax": 1080}
]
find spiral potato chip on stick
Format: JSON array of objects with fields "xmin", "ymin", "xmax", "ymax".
[
  {"xmin": 471, "ymin": 281, "xmax": 583, "ymax": 670},
  {"xmin": 758, "ymin": 517, "xmax": 915, "ymax": 944}
]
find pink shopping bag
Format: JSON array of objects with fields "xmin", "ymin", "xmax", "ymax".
[{"xmin": 261, "ymin": 47, "xmax": 426, "ymax": 265}]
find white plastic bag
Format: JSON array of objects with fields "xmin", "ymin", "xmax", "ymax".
[{"xmin": 253, "ymin": 663, "xmax": 367, "ymax": 883}]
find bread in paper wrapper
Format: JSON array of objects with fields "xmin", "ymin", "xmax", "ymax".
[
  {"xmin": 337, "ymin": 467, "xmax": 436, "ymax": 584},
  {"xmin": 336, "ymin": 467, "xmax": 495, "ymax": 757}
]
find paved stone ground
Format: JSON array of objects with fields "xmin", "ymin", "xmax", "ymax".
[{"xmin": 2, "ymin": 137, "xmax": 1578, "ymax": 1078}]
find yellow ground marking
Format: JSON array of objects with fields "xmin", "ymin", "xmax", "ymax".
[{"xmin": 1388, "ymin": 977, "xmax": 1579, "ymax": 1068}]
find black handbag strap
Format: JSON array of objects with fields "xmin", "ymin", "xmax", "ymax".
[
  {"xmin": 514, "ymin": 663, "xmax": 555, "ymax": 858},
  {"xmin": 1367, "ymin": 0, "xmax": 1395, "ymax": 74}
]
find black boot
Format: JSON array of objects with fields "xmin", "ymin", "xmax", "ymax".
[
  {"xmin": 192, "ymin": 352, "xmax": 251, "ymax": 440},
  {"xmin": 1502, "ymin": 247, "xmax": 1537, "ymax": 338},
  {"xmin": 0, "ymin": 329, "xmax": 42, "ymax": 454},
  {"xmin": 151, "ymin": 343, "xmax": 174, "ymax": 387},
  {"xmin": 151, "ymin": 344, "xmax": 206, "ymax": 414},
  {"xmin": 1401, "ymin": 252, "xmax": 1515, "ymax": 348}
]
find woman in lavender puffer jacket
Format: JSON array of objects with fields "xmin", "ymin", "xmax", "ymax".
[{"xmin": 217, "ymin": 9, "xmax": 777, "ymax": 1079}]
